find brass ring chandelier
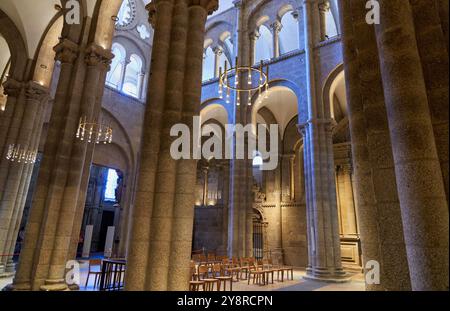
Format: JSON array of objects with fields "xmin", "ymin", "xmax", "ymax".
[
  {"xmin": 219, "ymin": 59, "xmax": 270, "ymax": 106},
  {"xmin": 76, "ymin": 116, "xmax": 113, "ymax": 144},
  {"xmin": 6, "ymin": 144, "xmax": 38, "ymax": 164}
]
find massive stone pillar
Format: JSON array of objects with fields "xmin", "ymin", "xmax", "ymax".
[
  {"xmin": 409, "ymin": 0, "xmax": 449, "ymax": 202},
  {"xmin": 1, "ymin": 86, "xmax": 48, "ymax": 276},
  {"xmin": 40, "ymin": 45, "xmax": 112, "ymax": 291},
  {"xmin": 125, "ymin": 0, "xmax": 218, "ymax": 291},
  {"xmin": 0, "ymin": 82, "xmax": 48, "ymax": 277},
  {"xmin": 339, "ymin": 0, "xmax": 412, "ymax": 290},
  {"xmin": 374, "ymin": 0, "xmax": 449, "ymax": 291},
  {"xmin": 11, "ymin": 37, "xmax": 113, "ymax": 290},
  {"xmin": 301, "ymin": 0, "xmax": 346, "ymax": 281}
]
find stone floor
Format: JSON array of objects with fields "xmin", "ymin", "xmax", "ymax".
[{"xmin": 1, "ymin": 262, "xmax": 366, "ymax": 291}]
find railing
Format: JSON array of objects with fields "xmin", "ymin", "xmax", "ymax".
[{"xmin": 99, "ymin": 259, "xmax": 126, "ymax": 291}]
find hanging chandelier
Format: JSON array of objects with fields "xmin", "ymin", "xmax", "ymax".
[
  {"xmin": 218, "ymin": 59, "xmax": 270, "ymax": 106},
  {"xmin": 6, "ymin": 144, "xmax": 38, "ymax": 164},
  {"xmin": 76, "ymin": 116, "xmax": 113, "ymax": 144}
]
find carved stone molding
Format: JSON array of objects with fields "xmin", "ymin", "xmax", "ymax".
[
  {"xmin": 2, "ymin": 78, "xmax": 23, "ymax": 98},
  {"xmin": 186, "ymin": 0, "xmax": 219, "ymax": 15},
  {"xmin": 84, "ymin": 44, "xmax": 114, "ymax": 69},
  {"xmin": 25, "ymin": 81, "xmax": 49, "ymax": 102},
  {"xmin": 270, "ymin": 21, "xmax": 283, "ymax": 34},
  {"xmin": 54, "ymin": 39, "xmax": 79, "ymax": 64}
]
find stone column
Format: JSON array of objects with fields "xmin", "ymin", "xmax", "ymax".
[
  {"xmin": 168, "ymin": 1, "xmax": 217, "ymax": 290},
  {"xmin": 374, "ymin": 0, "xmax": 449, "ymax": 291},
  {"xmin": 2, "ymin": 88, "xmax": 48, "ymax": 275},
  {"xmin": 119, "ymin": 59, "xmax": 130, "ymax": 92},
  {"xmin": 0, "ymin": 82, "xmax": 48, "ymax": 276},
  {"xmin": 213, "ymin": 46, "xmax": 223, "ymax": 78},
  {"xmin": 40, "ymin": 44, "xmax": 112, "ymax": 291},
  {"xmin": 137, "ymin": 71, "xmax": 146, "ymax": 100},
  {"xmin": 124, "ymin": 0, "xmax": 176, "ymax": 291},
  {"xmin": 0, "ymin": 79, "xmax": 22, "ymax": 156},
  {"xmin": 341, "ymin": 0, "xmax": 412, "ymax": 290},
  {"xmin": 438, "ymin": 0, "xmax": 449, "ymax": 52},
  {"xmin": 270, "ymin": 21, "xmax": 282, "ymax": 58},
  {"xmin": 301, "ymin": 0, "xmax": 346, "ymax": 281},
  {"xmin": 318, "ymin": 1, "xmax": 330, "ymax": 41},
  {"xmin": 409, "ymin": 0, "xmax": 449, "ymax": 202},
  {"xmin": 249, "ymin": 31, "xmax": 260, "ymax": 65}
]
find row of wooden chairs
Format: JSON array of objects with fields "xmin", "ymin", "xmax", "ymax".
[
  {"xmin": 189, "ymin": 262, "xmax": 234, "ymax": 291},
  {"xmin": 189, "ymin": 258, "xmax": 295, "ymax": 290}
]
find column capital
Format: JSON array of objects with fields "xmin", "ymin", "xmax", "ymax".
[
  {"xmin": 2, "ymin": 78, "xmax": 23, "ymax": 97},
  {"xmin": 84, "ymin": 44, "xmax": 114, "ymax": 69},
  {"xmin": 249, "ymin": 30, "xmax": 261, "ymax": 41},
  {"xmin": 54, "ymin": 39, "xmax": 79, "ymax": 64},
  {"xmin": 25, "ymin": 81, "xmax": 49, "ymax": 102},
  {"xmin": 185, "ymin": 0, "xmax": 219, "ymax": 15},
  {"xmin": 318, "ymin": 1, "xmax": 330, "ymax": 13},
  {"xmin": 270, "ymin": 21, "xmax": 283, "ymax": 34},
  {"xmin": 213, "ymin": 45, "xmax": 224, "ymax": 56}
]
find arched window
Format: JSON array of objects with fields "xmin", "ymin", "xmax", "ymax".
[
  {"xmin": 279, "ymin": 12, "xmax": 299, "ymax": 55},
  {"xmin": 123, "ymin": 54, "xmax": 143, "ymax": 98},
  {"xmin": 224, "ymin": 37, "xmax": 233, "ymax": 57},
  {"xmin": 253, "ymin": 151, "xmax": 263, "ymax": 187},
  {"xmin": 326, "ymin": 9, "xmax": 338, "ymax": 38},
  {"xmin": 255, "ymin": 25, "xmax": 273, "ymax": 64},
  {"xmin": 106, "ymin": 43, "xmax": 126, "ymax": 89},
  {"xmin": 104, "ymin": 169, "xmax": 119, "ymax": 202},
  {"xmin": 202, "ymin": 46, "xmax": 215, "ymax": 81}
]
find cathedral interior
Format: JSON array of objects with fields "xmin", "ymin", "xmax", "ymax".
[{"xmin": 0, "ymin": 0, "xmax": 448, "ymax": 292}]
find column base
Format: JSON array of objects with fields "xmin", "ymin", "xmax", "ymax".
[
  {"xmin": 303, "ymin": 267, "xmax": 351, "ymax": 283},
  {"xmin": 40, "ymin": 279, "xmax": 70, "ymax": 291},
  {"xmin": 6, "ymin": 282, "xmax": 32, "ymax": 291},
  {"xmin": 5, "ymin": 261, "xmax": 16, "ymax": 273},
  {"xmin": 0, "ymin": 271, "xmax": 15, "ymax": 279}
]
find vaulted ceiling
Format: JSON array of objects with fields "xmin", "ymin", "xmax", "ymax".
[{"xmin": 0, "ymin": 0, "xmax": 97, "ymax": 58}]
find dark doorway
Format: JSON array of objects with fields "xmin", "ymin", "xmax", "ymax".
[
  {"xmin": 98, "ymin": 211, "xmax": 114, "ymax": 252},
  {"xmin": 253, "ymin": 210, "xmax": 264, "ymax": 260}
]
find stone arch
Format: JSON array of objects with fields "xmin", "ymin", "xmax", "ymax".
[
  {"xmin": 249, "ymin": 79, "xmax": 302, "ymax": 134},
  {"xmin": 100, "ymin": 107, "xmax": 136, "ymax": 170},
  {"xmin": 200, "ymin": 101, "xmax": 230, "ymax": 126},
  {"xmin": 322, "ymin": 63, "xmax": 345, "ymax": 120},
  {"xmin": 91, "ymin": 0, "xmax": 124, "ymax": 49},
  {"xmin": 0, "ymin": 9, "xmax": 28, "ymax": 80},
  {"xmin": 31, "ymin": 14, "xmax": 64, "ymax": 88}
]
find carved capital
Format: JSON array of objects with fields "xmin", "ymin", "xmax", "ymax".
[
  {"xmin": 2, "ymin": 78, "xmax": 23, "ymax": 97},
  {"xmin": 84, "ymin": 44, "xmax": 114, "ymax": 69},
  {"xmin": 186, "ymin": 0, "xmax": 219, "ymax": 16},
  {"xmin": 54, "ymin": 39, "xmax": 79, "ymax": 64},
  {"xmin": 270, "ymin": 21, "xmax": 283, "ymax": 34},
  {"xmin": 213, "ymin": 46, "xmax": 223, "ymax": 56},
  {"xmin": 319, "ymin": 1, "xmax": 330, "ymax": 13},
  {"xmin": 25, "ymin": 81, "xmax": 49, "ymax": 102},
  {"xmin": 145, "ymin": 2, "xmax": 157, "ymax": 28},
  {"xmin": 249, "ymin": 30, "xmax": 261, "ymax": 41}
]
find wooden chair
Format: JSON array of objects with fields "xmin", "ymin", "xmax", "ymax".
[
  {"xmin": 189, "ymin": 264, "xmax": 204, "ymax": 291},
  {"xmin": 212, "ymin": 263, "xmax": 233, "ymax": 291},
  {"xmin": 85, "ymin": 259, "xmax": 102, "ymax": 288},
  {"xmin": 198, "ymin": 265, "xmax": 220, "ymax": 291}
]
